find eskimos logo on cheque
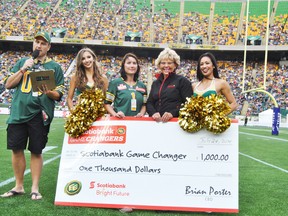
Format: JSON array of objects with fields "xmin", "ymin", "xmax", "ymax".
[
  {"xmin": 64, "ymin": 180, "xmax": 82, "ymax": 195},
  {"xmin": 117, "ymin": 127, "xmax": 125, "ymax": 134}
]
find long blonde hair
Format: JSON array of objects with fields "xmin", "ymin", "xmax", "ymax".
[{"xmin": 75, "ymin": 47, "xmax": 105, "ymax": 91}]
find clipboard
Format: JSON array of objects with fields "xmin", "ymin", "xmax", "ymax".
[{"xmin": 30, "ymin": 70, "xmax": 56, "ymax": 92}]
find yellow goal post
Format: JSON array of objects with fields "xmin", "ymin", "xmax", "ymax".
[{"xmin": 241, "ymin": 0, "xmax": 278, "ymax": 108}]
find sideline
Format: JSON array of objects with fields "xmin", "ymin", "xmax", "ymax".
[
  {"xmin": 239, "ymin": 152, "xmax": 288, "ymax": 173},
  {"xmin": 241, "ymin": 127, "xmax": 288, "ymax": 134},
  {"xmin": 0, "ymin": 147, "xmax": 60, "ymax": 188},
  {"xmin": 239, "ymin": 131, "xmax": 287, "ymax": 142}
]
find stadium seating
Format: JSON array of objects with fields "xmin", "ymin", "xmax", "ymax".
[
  {"xmin": 0, "ymin": 50, "xmax": 287, "ymax": 117},
  {"xmin": 0, "ymin": 1, "xmax": 287, "ymax": 116},
  {"xmin": 0, "ymin": 0, "xmax": 287, "ymax": 45}
]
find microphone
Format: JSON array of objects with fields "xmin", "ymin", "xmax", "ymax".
[
  {"xmin": 30, "ymin": 50, "xmax": 40, "ymax": 71},
  {"xmin": 32, "ymin": 50, "xmax": 40, "ymax": 59}
]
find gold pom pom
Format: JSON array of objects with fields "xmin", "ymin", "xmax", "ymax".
[
  {"xmin": 64, "ymin": 88, "xmax": 106, "ymax": 138},
  {"xmin": 202, "ymin": 95, "xmax": 231, "ymax": 134},
  {"xmin": 178, "ymin": 94, "xmax": 231, "ymax": 134},
  {"xmin": 178, "ymin": 96, "xmax": 204, "ymax": 132}
]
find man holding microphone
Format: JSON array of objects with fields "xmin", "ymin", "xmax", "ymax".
[{"xmin": 1, "ymin": 31, "xmax": 64, "ymax": 200}]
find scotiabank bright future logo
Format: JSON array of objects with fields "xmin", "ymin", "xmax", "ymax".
[{"xmin": 68, "ymin": 125, "xmax": 126, "ymax": 144}]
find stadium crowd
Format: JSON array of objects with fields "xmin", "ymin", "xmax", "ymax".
[
  {"xmin": 0, "ymin": 0, "xmax": 287, "ymax": 117},
  {"xmin": 0, "ymin": 0, "xmax": 287, "ymax": 45},
  {"xmin": 1, "ymin": 50, "xmax": 287, "ymax": 117}
]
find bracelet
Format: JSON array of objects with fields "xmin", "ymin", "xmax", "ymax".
[{"xmin": 19, "ymin": 68, "xmax": 26, "ymax": 75}]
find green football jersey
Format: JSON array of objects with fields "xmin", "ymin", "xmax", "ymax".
[
  {"xmin": 105, "ymin": 78, "xmax": 147, "ymax": 116},
  {"xmin": 6, "ymin": 57, "xmax": 65, "ymax": 125}
]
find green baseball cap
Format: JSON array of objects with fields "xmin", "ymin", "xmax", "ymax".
[{"xmin": 34, "ymin": 31, "xmax": 51, "ymax": 43}]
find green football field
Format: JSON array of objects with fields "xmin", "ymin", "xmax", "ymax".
[{"xmin": 0, "ymin": 115, "xmax": 287, "ymax": 216}]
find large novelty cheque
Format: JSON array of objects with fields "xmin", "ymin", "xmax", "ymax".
[{"xmin": 55, "ymin": 117, "xmax": 239, "ymax": 213}]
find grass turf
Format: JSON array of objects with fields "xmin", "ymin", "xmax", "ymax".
[{"xmin": 0, "ymin": 115, "xmax": 287, "ymax": 216}]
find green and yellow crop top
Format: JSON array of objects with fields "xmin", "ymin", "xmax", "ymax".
[
  {"xmin": 76, "ymin": 82, "xmax": 94, "ymax": 96},
  {"xmin": 193, "ymin": 78, "xmax": 217, "ymax": 97}
]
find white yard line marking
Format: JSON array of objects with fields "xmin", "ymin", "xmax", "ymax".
[
  {"xmin": 239, "ymin": 131, "xmax": 288, "ymax": 173},
  {"xmin": 242, "ymin": 127, "xmax": 288, "ymax": 134},
  {"xmin": 240, "ymin": 132, "xmax": 287, "ymax": 142},
  {"xmin": 0, "ymin": 147, "xmax": 60, "ymax": 188},
  {"xmin": 239, "ymin": 152, "xmax": 288, "ymax": 173}
]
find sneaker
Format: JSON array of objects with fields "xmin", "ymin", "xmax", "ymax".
[{"xmin": 119, "ymin": 208, "xmax": 133, "ymax": 213}]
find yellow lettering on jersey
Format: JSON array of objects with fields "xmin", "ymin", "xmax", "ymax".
[{"xmin": 21, "ymin": 73, "xmax": 32, "ymax": 93}]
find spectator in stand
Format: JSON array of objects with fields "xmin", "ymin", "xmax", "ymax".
[{"xmin": 0, "ymin": 51, "xmax": 287, "ymax": 116}]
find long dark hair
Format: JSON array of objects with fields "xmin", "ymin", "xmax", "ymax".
[
  {"xmin": 119, "ymin": 53, "xmax": 140, "ymax": 82},
  {"xmin": 196, "ymin": 52, "xmax": 220, "ymax": 81}
]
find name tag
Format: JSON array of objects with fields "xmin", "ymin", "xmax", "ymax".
[{"xmin": 131, "ymin": 99, "xmax": 136, "ymax": 111}]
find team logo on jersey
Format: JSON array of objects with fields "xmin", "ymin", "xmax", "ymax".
[
  {"xmin": 64, "ymin": 180, "xmax": 82, "ymax": 196},
  {"xmin": 117, "ymin": 84, "xmax": 127, "ymax": 90},
  {"xmin": 136, "ymin": 87, "xmax": 146, "ymax": 92},
  {"xmin": 167, "ymin": 85, "xmax": 175, "ymax": 88}
]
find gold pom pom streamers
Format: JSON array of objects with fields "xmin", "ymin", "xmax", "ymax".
[
  {"xmin": 179, "ymin": 96, "xmax": 204, "ymax": 132},
  {"xmin": 203, "ymin": 115, "xmax": 231, "ymax": 134},
  {"xmin": 202, "ymin": 95, "xmax": 231, "ymax": 134},
  {"xmin": 64, "ymin": 88, "xmax": 106, "ymax": 138},
  {"xmin": 178, "ymin": 94, "xmax": 231, "ymax": 134}
]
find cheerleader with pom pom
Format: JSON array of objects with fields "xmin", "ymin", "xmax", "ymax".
[
  {"xmin": 65, "ymin": 48, "xmax": 108, "ymax": 137},
  {"xmin": 67, "ymin": 47, "xmax": 108, "ymax": 112},
  {"xmin": 179, "ymin": 52, "xmax": 238, "ymax": 134},
  {"xmin": 192, "ymin": 52, "xmax": 238, "ymax": 114}
]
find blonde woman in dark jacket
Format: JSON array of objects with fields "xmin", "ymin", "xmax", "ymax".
[{"xmin": 147, "ymin": 48, "xmax": 193, "ymax": 122}]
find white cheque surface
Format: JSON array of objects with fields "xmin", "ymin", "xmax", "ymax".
[{"xmin": 55, "ymin": 117, "xmax": 239, "ymax": 213}]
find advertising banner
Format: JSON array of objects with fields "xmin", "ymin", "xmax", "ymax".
[{"xmin": 55, "ymin": 117, "xmax": 239, "ymax": 213}]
